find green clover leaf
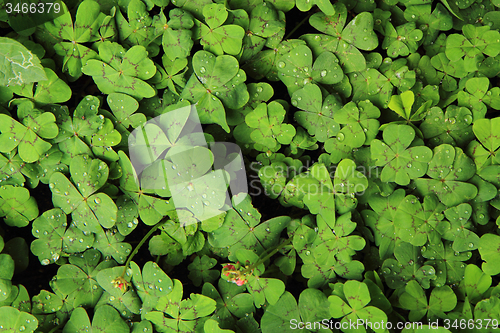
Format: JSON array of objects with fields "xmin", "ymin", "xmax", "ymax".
[
  {"xmin": 329, "ymin": 280, "xmax": 388, "ymax": 333},
  {"xmin": 151, "ymin": 56, "xmax": 188, "ymax": 94},
  {"xmin": 82, "ymin": 42, "xmax": 157, "ymax": 99},
  {"xmin": 446, "ymin": 24, "xmax": 500, "ymax": 72},
  {"xmin": 382, "ymin": 22, "xmax": 423, "ymax": 58},
  {"xmin": 202, "ymin": 279, "xmax": 254, "ymax": 328},
  {"xmin": 277, "ymin": 45, "xmax": 344, "ymax": 94},
  {"xmin": 442, "ymin": 203, "xmax": 480, "ymax": 252},
  {"xmin": 0, "ymin": 112, "xmax": 57, "ymax": 163},
  {"xmin": 64, "ymin": 304, "xmax": 129, "ymax": 333},
  {"xmin": 457, "ymin": 77, "xmax": 500, "ymax": 120},
  {"xmin": 292, "ymin": 84, "xmax": 341, "ymax": 142},
  {"xmin": 156, "ymin": 9, "xmax": 194, "ymax": 61},
  {"xmin": 261, "ymin": 290, "xmax": 330, "ymax": 333},
  {"xmin": 49, "ymin": 155, "xmax": 117, "ymax": 233},
  {"xmin": 44, "ymin": 0, "xmax": 101, "ymax": 80},
  {"xmin": 313, "ymin": 212, "xmax": 366, "ymax": 265},
  {"xmin": 54, "ymin": 249, "xmax": 115, "ymax": 308},
  {"xmin": 245, "ymin": 101, "xmax": 296, "ymax": 151},
  {"xmin": 31, "ymin": 208, "xmax": 94, "ymax": 265},
  {"xmin": 370, "ymin": 124, "xmax": 433, "ymax": 186},
  {"xmin": 51, "ymin": 97, "xmax": 104, "ymax": 163},
  {"xmin": 307, "ymin": 3, "xmax": 378, "ymax": 73},
  {"xmin": 118, "ymin": 152, "xmax": 175, "ymax": 226},
  {"xmin": 461, "ymin": 264, "xmax": 492, "ymax": 304},
  {"xmin": 0, "ymin": 254, "xmax": 14, "ymax": 302},
  {"xmin": 94, "ymin": 229, "xmax": 132, "ymax": 264},
  {"xmin": 334, "ymin": 100, "xmax": 381, "ymax": 147},
  {"xmin": 116, "ymin": 0, "xmax": 157, "ymax": 49},
  {"xmin": 420, "ymin": 106, "xmax": 474, "ymax": 148},
  {"xmin": 403, "ymin": 4, "xmax": 453, "ymax": 45},
  {"xmin": 210, "ymin": 193, "xmax": 289, "ymax": 255},
  {"xmin": 188, "ymin": 255, "xmax": 218, "ymax": 287},
  {"xmin": 0, "ymin": 37, "xmax": 46, "ymax": 86},
  {"xmin": 364, "ymin": 189, "xmax": 406, "ymax": 261},
  {"xmin": 478, "ymin": 234, "xmax": 500, "ymax": 276},
  {"xmin": 239, "ymin": 3, "xmax": 285, "ymax": 63},
  {"xmin": 130, "ymin": 261, "xmax": 174, "ymax": 315},
  {"xmin": 181, "ymin": 50, "xmax": 249, "ymax": 132},
  {"xmin": 381, "ymin": 241, "xmax": 437, "ymax": 290},
  {"xmin": 233, "ymin": 249, "xmax": 285, "ymax": 307},
  {"xmin": 0, "ymin": 185, "xmax": 38, "ymax": 227},
  {"xmin": 107, "ymin": 93, "xmax": 146, "ymax": 130},
  {"xmin": 471, "ymin": 117, "xmax": 500, "ymax": 168},
  {"xmin": 388, "ymin": 90, "xmax": 428, "ymax": 122},
  {"xmin": 242, "ymin": 39, "xmax": 306, "ymax": 81},
  {"xmin": 0, "ymin": 306, "xmax": 37, "ymax": 333},
  {"xmin": 414, "ymin": 144, "xmax": 478, "ymax": 206},
  {"xmin": 198, "ymin": 4, "xmax": 245, "ymax": 56},
  {"xmin": 394, "ymin": 194, "xmax": 447, "ymax": 247},
  {"xmin": 146, "ymin": 279, "xmax": 216, "ymax": 332},
  {"xmin": 400, "ymin": 280, "xmax": 457, "ymax": 321},
  {"xmin": 32, "ymin": 290, "xmax": 62, "ymax": 315},
  {"xmin": 422, "ymin": 237, "xmax": 471, "ymax": 286},
  {"xmin": 348, "ymin": 68, "xmax": 394, "ymax": 109}
]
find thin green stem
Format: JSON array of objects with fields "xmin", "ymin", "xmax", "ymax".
[
  {"xmin": 284, "ymin": 13, "xmax": 312, "ymax": 40},
  {"xmin": 241, "ymin": 236, "xmax": 293, "ymax": 275},
  {"xmin": 121, "ymin": 216, "xmax": 169, "ymax": 277}
]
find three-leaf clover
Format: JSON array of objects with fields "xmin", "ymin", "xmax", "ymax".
[
  {"xmin": 457, "ymin": 77, "xmax": 500, "ymax": 119},
  {"xmin": 469, "ymin": 117, "xmax": 500, "ymax": 169},
  {"xmin": 197, "ymin": 4, "xmax": 245, "ymax": 56}
]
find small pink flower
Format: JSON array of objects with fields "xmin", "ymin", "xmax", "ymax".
[{"xmin": 235, "ymin": 278, "xmax": 247, "ymax": 286}]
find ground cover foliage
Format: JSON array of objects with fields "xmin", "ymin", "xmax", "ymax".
[{"xmin": 1, "ymin": 0, "xmax": 500, "ymax": 332}]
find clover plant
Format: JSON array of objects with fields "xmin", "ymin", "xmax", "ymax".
[{"xmin": 4, "ymin": 0, "xmax": 500, "ymax": 332}]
